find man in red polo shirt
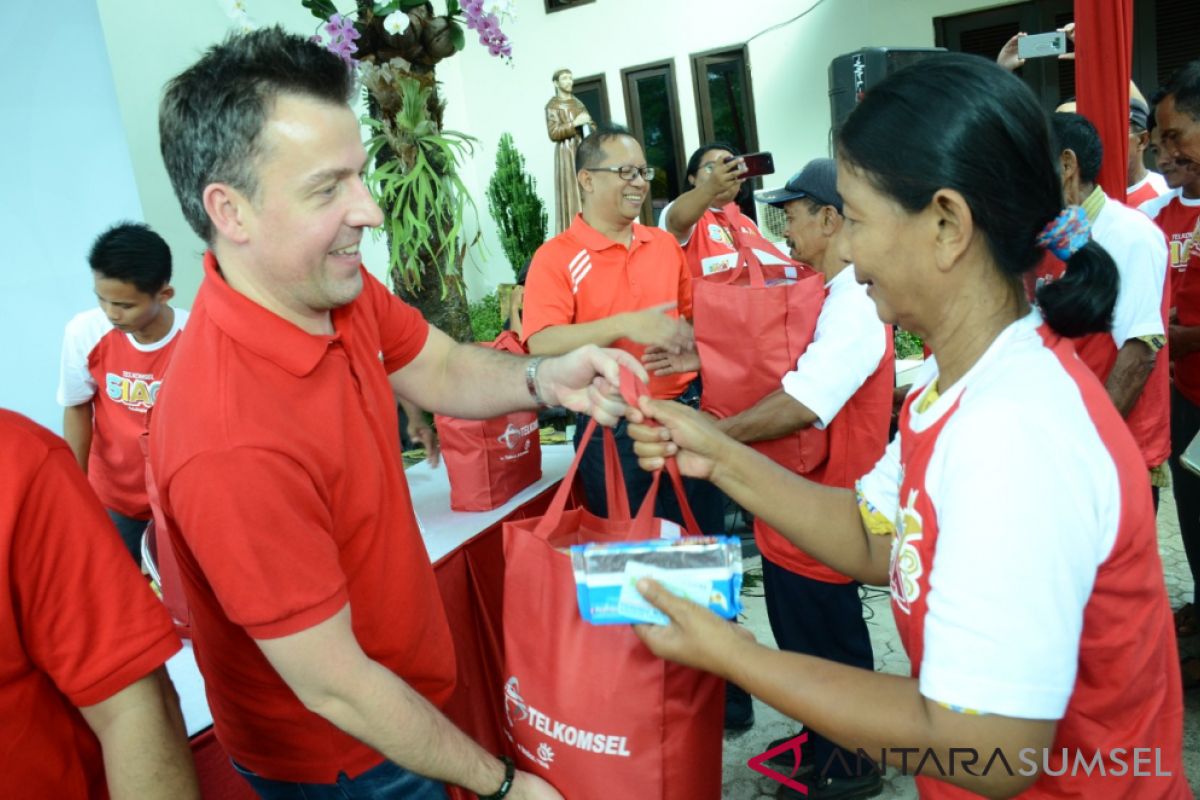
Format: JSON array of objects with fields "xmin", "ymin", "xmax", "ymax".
[
  {"xmin": 152, "ymin": 28, "xmax": 636, "ymax": 800},
  {"xmin": 523, "ymin": 124, "xmax": 698, "ymax": 524},
  {"xmin": 0, "ymin": 409, "xmax": 197, "ymax": 798}
]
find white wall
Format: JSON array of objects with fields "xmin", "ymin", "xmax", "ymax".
[
  {"xmin": 90, "ymin": 0, "xmax": 1003, "ymax": 306},
  {"xmin": 0, "ymin": 0, "xmax": 144, "ymax": 431}
]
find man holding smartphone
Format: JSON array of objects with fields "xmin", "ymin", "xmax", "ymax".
[{"xmin": 660, "ymin": 144, "xmax": 771, "ymax": 278}]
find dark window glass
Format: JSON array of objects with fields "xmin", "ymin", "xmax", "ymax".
[{"xmin": 622, "ymin": 62, "xmax": 685, "ymax": 225}]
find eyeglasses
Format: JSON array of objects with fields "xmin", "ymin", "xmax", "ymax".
[{"xmin": 583, "ymin": 165, "xmax": 656, "ymax": 182}]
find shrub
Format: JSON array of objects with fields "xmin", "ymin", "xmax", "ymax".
[
  {"xmin": 894, "ymin": 328, "xmax": 925, "ymax": 360},
  {"xmin": 469, "ymin": 292, "xmax": 503, "ymax": 343},
  {"xmin": 486, "ymin": 133, "xmax": 547, "ymax": 279}
]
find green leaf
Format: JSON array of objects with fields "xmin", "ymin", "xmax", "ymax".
[
  {"xmin": 301, "ymin": 0, "xmax": 340, "ymax": 22},
  {"xmin": 398, "ymin": 0, "xmax": 427, "ymax": 8},
  {"xmin": 446, "ymin": 0, "xmax": 461, "ymax": 16},
  {"xmin": 448, "ymin": 21, "xmax": 466, "ymax": 53}
]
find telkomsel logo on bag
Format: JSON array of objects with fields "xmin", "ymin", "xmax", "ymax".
[
  {"xmin": 502, "ymin": 676, "xmax": 632, "ymax": 771},
  {"xmin": 497, "ymin": 421, "xmax": 538, "ymax": 456},
  {"xmin": 748, "ymin": 733, "xmax": 809, "ymax": 794}
]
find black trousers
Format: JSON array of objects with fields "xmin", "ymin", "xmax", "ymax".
[
  {"xmin": 1169, "ymin": 387, "xmax": 1200, "ymax": 610},
  {"xmin": 572, "ymin": 380, "xmax": 725, "ymax": 534},
  {"xmin": 762, "ymin": 555, "xmax": 877, "ymax": 780}
]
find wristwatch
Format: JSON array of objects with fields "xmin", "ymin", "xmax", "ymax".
[
  {"xmin": 479, "ymin": 755, "xmax": 515, "ymax": 799},
  {"xmin": 525, "ymin": 356, "xmax": 549, "ymax": 408}
]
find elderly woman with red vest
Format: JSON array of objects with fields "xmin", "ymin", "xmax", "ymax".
[{"xmin": 627, "ymin": 55, "xmax": 1186, "ymax": 799}]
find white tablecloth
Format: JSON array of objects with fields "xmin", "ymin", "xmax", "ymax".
[{"xmin": 167, "ymin": 443, "xmax": 575, "ymax": 736}]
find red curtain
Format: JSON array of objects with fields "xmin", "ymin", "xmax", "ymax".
[{"xmin": 1075, "ymin": 0, "xmax": 1134, "ymax": 202}]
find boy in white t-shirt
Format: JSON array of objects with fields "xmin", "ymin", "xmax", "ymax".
[{"xmin": 57, "ymin": 222, "xmax": 188, "ymax": 561}]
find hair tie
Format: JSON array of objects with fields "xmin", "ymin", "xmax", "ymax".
[{"xmin": 1036, "ymin": 206, "xmax": 1092, "ymax": 261}]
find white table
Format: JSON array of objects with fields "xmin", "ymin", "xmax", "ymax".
[{"xmin": 166, "ymin": 443, "xmax": 575, "ymax": 736}]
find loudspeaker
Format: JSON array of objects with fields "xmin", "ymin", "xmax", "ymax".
[{"xmin": 828, "ymin": 47, "xmax": 947, "ymax": 132}]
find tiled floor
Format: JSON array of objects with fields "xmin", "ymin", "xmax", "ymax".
[{"xmin": 719, "ymin": 490, "xmax": 1200, "ymax": 799}]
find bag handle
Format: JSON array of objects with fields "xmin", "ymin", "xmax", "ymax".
[
  {"xmin": 705, "ymin": 206, "xmax": 815, "ymax": 288},
  {"xmin": 531, "ymin": 417, "xmax": 630, "ymax": 539},
  {"xmin": 619, "ymin": 368, "xmax": 702, "ymax": 537},
  {"xmin": 489, "ymin": 330, "xmax": 527, "ymax": 355}
]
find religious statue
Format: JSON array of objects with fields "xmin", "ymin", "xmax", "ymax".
[{"xmin": 545, "ymin": 68, "xmax": 592, "ymax": 233}]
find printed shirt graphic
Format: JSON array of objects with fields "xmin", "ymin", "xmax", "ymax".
[
  {"xmin": 859, "ymin": 312, "xmax": 1185, "ymax": 797},
  {"xmin": 57, "ymin": 307, "xmax": 188, "ymax": 517},
  {"xmin": 1139, "ymin": 189, "xmax": 1200, "ymax": 307},
  {"xmin": 662, "ymin": 200, "xmax": 773, "ymax": 278}
]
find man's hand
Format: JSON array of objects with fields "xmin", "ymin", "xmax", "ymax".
[
  {"xmin": 1058, "ymin": 21, "xmax": 1075, "ymax": 60},
  {"xmin": 572, "ymin": 112, "xmax": 592, "ymax": 127},
  {"xmin": 632, "ymin": 577, "xmax": 756, "ymax": 676},
  {"xmin": 511, "ymin": 771, "xmax": 564, "ymax": 799},
  {"xmin": 408, "ymin": 415, "xmax": 440, "ymax": 468},
  {"xmin": 642, "ymin": 344, "xmax": 701, "ymax": 376},
  {"xmin": 399, "ymin": 399, "xmax": 439, "ymax": 467},
  {"xmin": 622, "ymin": 303, "xmax": 693, "ymax": 353},
  {"xmin": 996, "ymin": 33, "xmax": 1026, "ymax": 70},
  {"xmin": 626, "ymin": 396, "xmax": 730, "ymax": 481},
  {"xmin": 695, "ymin": 157, "xmax": 745, "ymax": 204},
  {"xmin": 536, "ymin": 346, "xmax": 647, "ymax": 426}
]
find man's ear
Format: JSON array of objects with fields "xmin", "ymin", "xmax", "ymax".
[
  {"xmin": 577, "ymin": 169, "xmax": 593, "ymax": 195},
  {"xmin": 928, "ymin": 188, "xmax": 974, "ymax": 274},
  {"xmin": 1060, "ymin": 148, "xmax": 1079, "ymax": 183},
  {"xmin": 203, "ymin": 182, "xmax": 252, "ymax": 245},
  {"xmin": 157, "ymin": 285, "xmax": 176, "ymax": 304}
]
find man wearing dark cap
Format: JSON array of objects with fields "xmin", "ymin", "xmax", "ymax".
[
  {"xmin": 719, "ymin": 159, "xmax": 893, "ymax": 799},
  {"xmin": 1127, "ymin": 96, "xmax": 1171, "ymax": 207}
]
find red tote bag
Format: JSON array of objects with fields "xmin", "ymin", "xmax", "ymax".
[
  {"xmin": 693, "ymin": 222, "xmax": 829, "ymax": 474},
  {"xmin": 436, "ymin": 332, "xmax": 542, "ymax": 511},
  {"xmin": 500, "ymin": 413, "xmax": 723, "ymax": 799}
]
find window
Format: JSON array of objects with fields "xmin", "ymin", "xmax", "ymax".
[
  {"xmin": 545, "ymin": 0, "xmax": 594, "ymax": 12},
  {"xmin": 936, "ymin": 0, "xmax": 1200, "ymax": 110},
  {"xmin": 1142, "ymin": 0, "xmax": 1200, "ymax": 89},
  {"xmin": 935, "ymin": 0, "xmax": 1074, "ymax": 109},
  {"xmin": 621, "ymin": 60, "xmax": 687, "ymax": 225},
  {"xmin": 691, "ymin": 45, "xmax": 761, "ymax": 221},
  {"xmin": 572, "ymin": 73, "xmax": 611, "ymax": 128}
]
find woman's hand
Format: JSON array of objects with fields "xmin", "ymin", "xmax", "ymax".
[
  {"xmin": 626, "ymin": 396, "xmax": 730, "ymax": 481},
  {"xmin": 632, "ymin": 578, "xmax": 756, "ymax": 676}
]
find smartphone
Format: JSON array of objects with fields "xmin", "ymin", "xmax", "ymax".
[
  {"xmin": 1017, "ymin": 31, "xmax": 1067, "ymax": 59},
  {"xmin": 1183, "ymin": 430, "xmax": 1200, "ymax": 477},
  {"xmin": 728, "ymin": 151, "xmax": 775, "ymax": 179}
]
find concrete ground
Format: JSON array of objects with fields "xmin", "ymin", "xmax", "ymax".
[{"xmin": 720, "ymin": 490, "xmax": 1200, "ymax": 798}]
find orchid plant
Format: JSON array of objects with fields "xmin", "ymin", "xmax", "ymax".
[{"xmin": 296, "ymin": 0, "xmax": 515, "ymax": 340}]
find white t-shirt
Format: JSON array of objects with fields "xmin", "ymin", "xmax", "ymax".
[
  {"xmin": 57, "ymin": 307, "xmax": 190, "ymax": 406},
  {"xmin": 859, "ymin": 311, "xmax": 1120, "ymax": 719},
  {"xmin": 782, "ymin": 265, "xmax": 887, "ymax": 429},
  {"xmin": 1092, "ymin": 196, "xmax": 1166, "ymax": 347},
  {"xmin": 1126, "ymin": 171, "xmax": 1169, "ymax": 202}
]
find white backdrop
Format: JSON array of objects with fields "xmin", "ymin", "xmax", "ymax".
[{"xmin": 0, "ymin": 0, "xmax": 144, "ymax": 431}]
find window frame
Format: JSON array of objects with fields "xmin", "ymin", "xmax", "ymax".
[
  {"xmin": 620, "ymin": 58, "xmax": 687, "ymax": 225},
  {"xmin": 571, "ymin": 72, "xmax": 611, "ymax": 127},
  {"xmin": 544, "ymin": 0, "xmax": 595, "ymax": 13}
]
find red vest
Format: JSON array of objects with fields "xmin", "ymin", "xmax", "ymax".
[
  {"xmin": 681, "ymin": 203, "xmax": 763, "ymax": 278},
  {"xmin": 1030, "ymin": 252, "xmax": 1171, "ymax": 469},
  {"xmin": 890, "ymin": 327, "xmax": 1185, "ymax": 798},
  {"xmin": 756, "ymin": 319, "xmax": 895, "ymax": 584},
  {"xmin": 1175, "ymin": 247, "xmax": 1200, "ymax": 406}
]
